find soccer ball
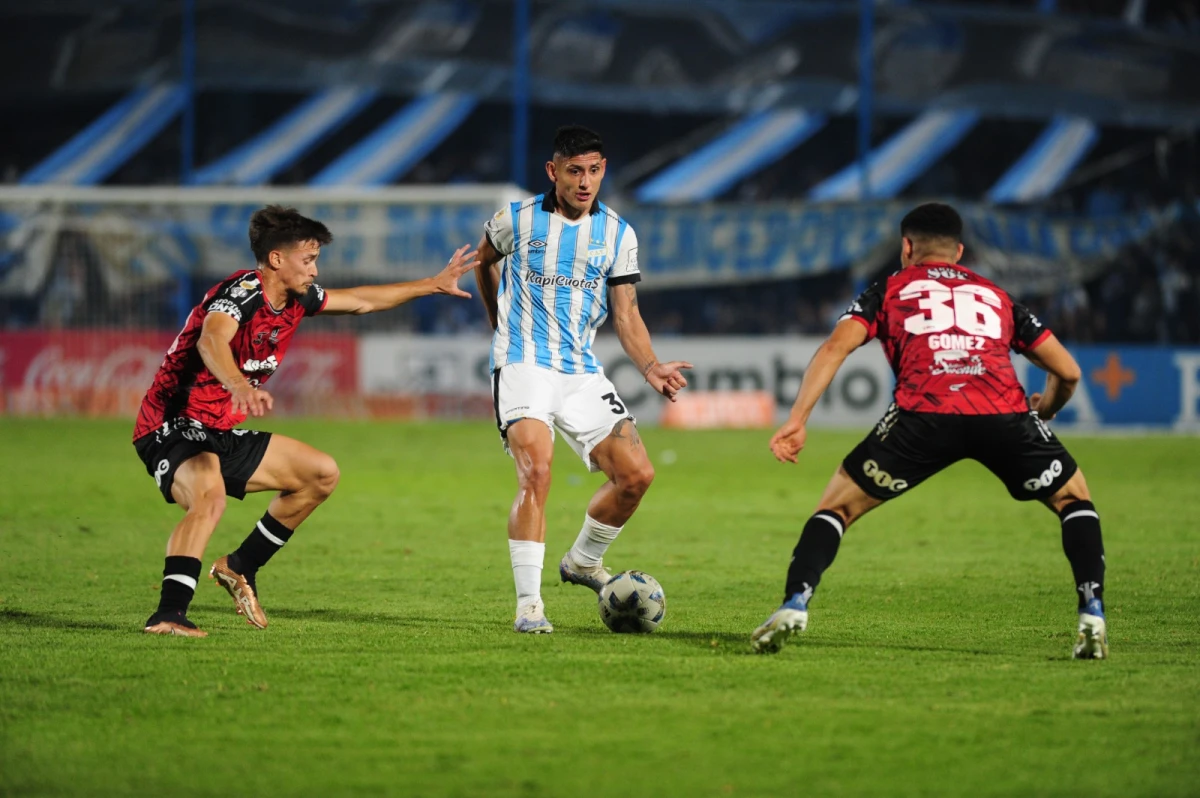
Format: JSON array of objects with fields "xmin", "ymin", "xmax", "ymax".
[{"xmin": 597, "ymin": 570, "xmax": 666, "ymax": 633}]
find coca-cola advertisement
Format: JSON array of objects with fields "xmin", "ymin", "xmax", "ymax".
[{"xmin": 0, "ymin": 330, "xmax": 359, "ymax": 418}]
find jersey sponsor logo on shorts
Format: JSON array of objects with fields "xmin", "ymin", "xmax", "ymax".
[
  {"xmin": 182, "ymin": 428, "xmax": 207, "ymax": 442},
  {"xmin": 526, "ymin": 272, "xmax": 604, "ymax": 290},
  {"xmin": 154, "ymin": 458, "xmax": 170, "ymax": 487},
  {"xmin": 863, "ymin": 459, "xmax": 908, "ymax": 492},
  {"xmin": 930, "ymin": 349, "xmax": 987, "ymax": 376},
  {"xmin": 928, "ymin": 333, "xmax": 986, "ymax": 351},
  {"xmin": 1024, "ymin": 459, "xmax": 1063, "ymax": 491},
  {"xmin": 241, "ymin": 354, "xmax": 279, "ymax": 374}
]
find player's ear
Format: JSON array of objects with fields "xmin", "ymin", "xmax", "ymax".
[
  {"xmin": 545, "ymin": 160, "xmax": 557, "ymax": 183},
  {"xmin": 900, "ymin": 236, "xmax": 912, "ymax": 262},
  {"xmin": 955, "ymin": 242, "xmax": 964, "ymax": 262}
]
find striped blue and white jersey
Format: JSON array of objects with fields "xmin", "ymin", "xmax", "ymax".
[{"xmin": 485, "ymin": 193, "xmax": 641, "ymax": 374}]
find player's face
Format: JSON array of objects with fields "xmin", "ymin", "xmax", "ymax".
[
  {"xmin": 269, "ymin": 241, "xmax": 321, "ymax": 296},
  {"xmin": 547, "ymin": 152, "xmax": 605, "ymax": 216}
]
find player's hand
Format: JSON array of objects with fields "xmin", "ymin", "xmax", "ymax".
[
  {"xmin": 645, "ymin": 360, "xmax": 693, "ymax": 402},
  {"xmin": 769, "ymin": 417, "xmax": 808, "ymax": 464},
  {"xmin": 231, "ymin": 384, "xmax": 273, "ymax": 418},
  {"xmin": 431, "ymin": 245, "xmax": 480, "ymax": 299},
  {"xmin": 1029, "ymin": 392, "xmax": 1054, "ymax": 420}
]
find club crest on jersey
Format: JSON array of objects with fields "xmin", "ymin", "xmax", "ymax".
[
  {"xmin": 587, "ymin": 243, "xmax": 611, "ymax": 269},
  {"xmin": 229, "ymin": 277, "xmax": 261, "ymax": 299}
]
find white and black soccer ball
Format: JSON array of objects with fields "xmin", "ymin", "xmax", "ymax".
[{"xmin": 597, "ymin": 570, "xmax": 665, "ymax": 634}]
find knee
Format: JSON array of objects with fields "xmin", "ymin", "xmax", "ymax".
[
  {"xmin": 311, "ymin": 454, "xmax": 340, "ymax": 501},
  {"xmin": 617, "ymin": 462, "xmax": 655, "ymax": 499},
  {"xmin": 188, "ymin": 487, "xmax": 227, "ymax": 525},
  {"xmin": 517, "ymin": 459, "xmax": 553, "ymax": 497}
]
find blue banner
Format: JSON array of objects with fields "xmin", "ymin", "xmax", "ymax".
[
  {"xmin": 1016, "ymin": 346, "xmax": 1200, "ymax": 430},
  {"xmin": 0, "ymin": 196, "xmax": 1189, "ymax": 297}
]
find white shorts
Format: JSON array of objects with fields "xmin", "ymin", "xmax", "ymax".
[{"xmin": 492, "ymin": 362, "xmax": 634, "ymax": 472}]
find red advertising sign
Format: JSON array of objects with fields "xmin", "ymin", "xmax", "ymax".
[{"xmin": 0, "ymin": 330, "xmax": 359, "ymax": 418}]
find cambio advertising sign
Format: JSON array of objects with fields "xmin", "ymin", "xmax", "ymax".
[
  {"xmin": 359, "ymin": 336, "xmax": 1200, "ymax": 429},
  {"xmin": 357, "ymin": 335, "xmax": 893, "ymax": 425}
]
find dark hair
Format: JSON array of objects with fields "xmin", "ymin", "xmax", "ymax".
[
  {"xmin": 553, "ymin": 125, "xmax": 604, "ymax": 159},
  {"xmin": 900, "ymin": 202, "xmax": 963, "ymax": 244},
  {"xmin": 248, "ymin": 205, "xmax": 333, "ymax": 264}
]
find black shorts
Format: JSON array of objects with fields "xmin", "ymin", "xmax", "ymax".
[
  {"xmin": 133, "ymin": 418, "xmax": 273, "ymax": 504},
  {"xmin": 843, "ymin": 404, "xmax": 1078, "ymax": 502}
]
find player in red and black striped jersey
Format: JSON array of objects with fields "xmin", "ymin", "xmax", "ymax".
[
  {"xmin": 133, "ymin": 270, "xmax": 326, "ymax": 441},
  {"xmin": 752, "ymin": 203, "xmax": 1108, "ymax": 660},
  {"xmin": 136, "ymin": 205, "xmax": 479, "ymax": 638}
]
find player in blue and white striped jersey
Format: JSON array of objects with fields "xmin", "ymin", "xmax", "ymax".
[{"xmin": 475, "ymin": 125, "xmax": 692, "ymax": 633}]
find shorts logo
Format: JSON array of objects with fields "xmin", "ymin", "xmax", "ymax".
[
  {"xmin": 1024, "ymin": 459, "xmax": 1063, "ymax": 492},
  {"xmin": 154, "ymin": 459, "xmax": 170, "ymax": 487},
  {"xmin": 182, "ymin": 428, "xmax": 207, "ymax": 442},
  {"xmin": 863, "ymin": 459, "xmax": 908, "ymax": 492}
]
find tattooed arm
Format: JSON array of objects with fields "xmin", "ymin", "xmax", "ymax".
[{"xmin": 609, "ymin": 282, "xmax": 692, "ymax": 402}]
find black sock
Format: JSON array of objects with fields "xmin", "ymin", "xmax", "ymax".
[
  {"xmin": 157, "ymin": 556, "xmax": 202, "ymax": 615},
  {"xmin": 783, "ymin": 511, "xmax": 845, "ymax": 604},
  {"xmin": 229, "ymin": 512, "xmax": 294, "ymax": 577},
  {"xmin": 1060, "ymin": 500, "xmax": 1105, "ymax": 610}
]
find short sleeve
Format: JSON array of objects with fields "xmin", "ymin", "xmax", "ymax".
[
  {"xmin": 1011, "ymin": 302, "xmax": 1052, "ymax": 352},
  {"xmin": 484, "ymin": 205, "xmax": 516, "ymax": 257},
  {"xmin": 607, "ymin": 225, "xmax": 641, "ymax": 286},
  {"xmin": 203, "ymin": 274, "xmax": 262, "ymax": 323},
  {"xmin": 837, "ymin": 280, "xmax": 885, "ymax": 340},
  {"xmin": 300, "ymin": 283, "xmax": 328, "ymax": 317}
]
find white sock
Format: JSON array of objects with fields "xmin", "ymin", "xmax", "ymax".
[
  {"xmin": 508, "ymin": 539, "xmax": 545, "ymax": 610},
  {"xmin": 569, "ymin": 514, "xmax": 623, "ymax": 567}
]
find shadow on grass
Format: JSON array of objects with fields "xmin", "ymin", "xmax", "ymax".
[
  {"xmin": 565, "ymin": 623, "xmax": 1006, "ymax": 657},
  {"xmin": 0, "ymin": 609, "xmax": 124, "ymax": 632},
  {"xmin": 267, "ymin": 606, "xmax": 473, "ymax": 629}
]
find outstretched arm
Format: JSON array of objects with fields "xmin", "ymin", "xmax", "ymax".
[
  {"xmin": 1023, "ymin": 333, "xmax": 1082, "ymax": 420},
  {"xmin": 473, "ymin": 235, "xmax": 504, "ymax": 331},
  {"xmin": 610, "ymin": 282, "xmax": 692, "ymax": 401},
  {"xmin": 318, "ymin": 246, "xmax": 478, "ymax": 315},
  {"xmin": 770, "ymin": 319, "xmax": 870, "ymax": 463}
]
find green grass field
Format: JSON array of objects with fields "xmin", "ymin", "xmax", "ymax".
[{"xmin": 1, "ymin": 418, "xmax": 1198, "ymax": 797}]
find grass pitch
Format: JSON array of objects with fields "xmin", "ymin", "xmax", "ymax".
[{"xmin": 1, "ymin": 419, "xmax": 1198, "ymax": 797}]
